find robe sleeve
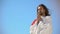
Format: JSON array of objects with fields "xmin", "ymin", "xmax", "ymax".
[{"xmin": 30, "ymin": 19, "xmax": 37, "ymax": 34}]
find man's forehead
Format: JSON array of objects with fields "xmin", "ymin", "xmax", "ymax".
[
  {"xmin": 38, "ymin": 6, "xmax": 43, "ymax": 9},
  {"xmin": 38, "ymin": 7, "xmax": 40, "ymax": 9}
]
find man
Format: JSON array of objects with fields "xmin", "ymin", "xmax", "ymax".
[{"xmin": 30, "ymin": 4, "xmax": 52, "ymax": 34}]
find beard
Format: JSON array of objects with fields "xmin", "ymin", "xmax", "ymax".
[
  {"xmin": 40, "ymin": 11, "xmax": 45, "ymax": 16},
  {"xmin": 38, "ymin": 10, "xmax": 45, "ymax": 15}
]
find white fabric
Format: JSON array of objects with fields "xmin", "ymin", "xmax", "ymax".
[{"xmin": 30, "ymin": 16, "xmax": 52, "ymax": 34}]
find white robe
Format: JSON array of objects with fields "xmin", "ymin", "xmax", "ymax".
[{"xmin": 30, "ymin": 16, "xmax": 52, "ymax": 34}]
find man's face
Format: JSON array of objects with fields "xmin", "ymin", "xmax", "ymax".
[{"xmin": 37, "ymin": 6, "xmax": 45, "ymax": 15}]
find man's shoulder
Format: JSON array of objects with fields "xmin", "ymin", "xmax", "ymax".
[
  {"xmin": 46, "ymin": 16, "xmax": 51, "ymax": 19},
  {"xmin": 31, "ymin": 19, "xmax": 37, "ymax": 26}
]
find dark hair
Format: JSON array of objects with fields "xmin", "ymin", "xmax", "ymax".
[{"xmin": 37, "ymin": 4, "xmax": 50, "ymax": 16}]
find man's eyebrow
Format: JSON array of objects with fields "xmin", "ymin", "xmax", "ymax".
[{"xmin": 37, "ymin": 9, "xmax": 40, "ymax": 10}]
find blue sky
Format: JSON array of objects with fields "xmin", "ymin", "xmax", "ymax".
[
  {"xmin": 0, "ymin": 0, "xmax": 59, "ymax": 34},
  {"xmin": 1, "ymin": 0, "xmax": 38, "ymax": 34}
]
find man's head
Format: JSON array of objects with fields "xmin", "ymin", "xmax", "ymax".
[{"xmin": 37, "ymin": 4, "xmax": 50, "ymax": 16}]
